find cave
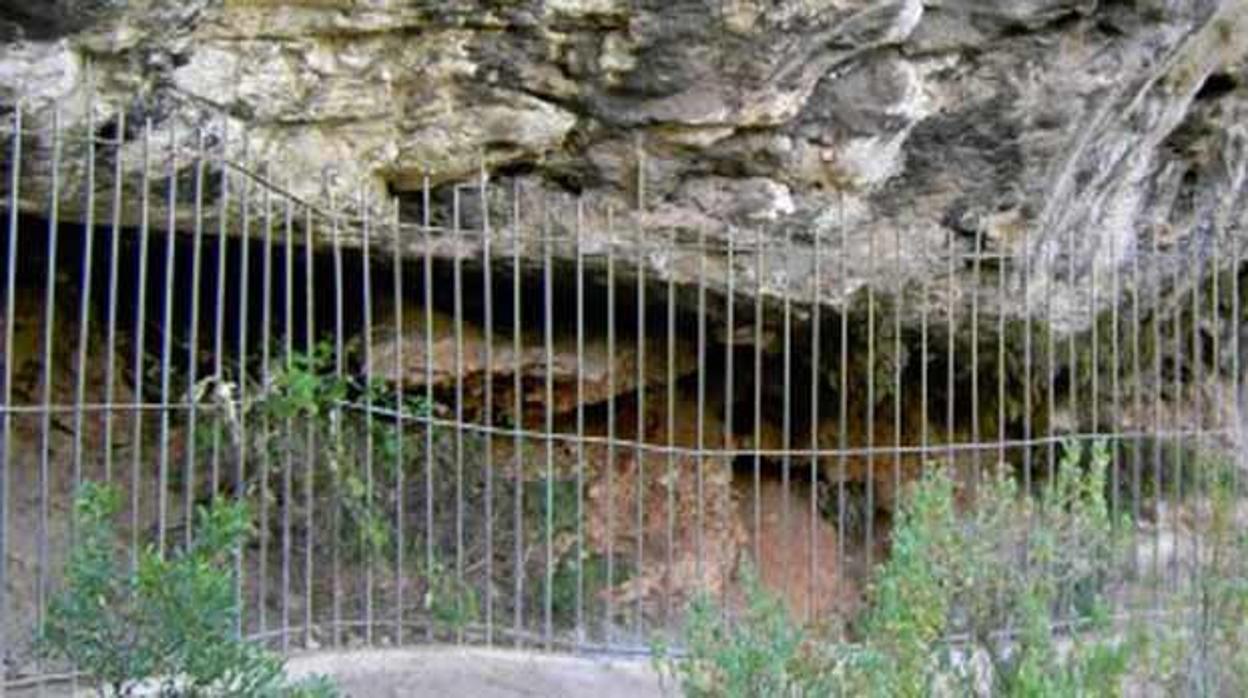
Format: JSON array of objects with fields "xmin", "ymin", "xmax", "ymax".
[{"xmin": 0, "ymin": 192, "xmax": 1240, "ymax": 653}]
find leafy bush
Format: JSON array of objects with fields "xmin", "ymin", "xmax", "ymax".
[
  {"xmin": 657, "ymin": 564, "xmax": 847, "ymax": 698},
  {"xmin": 1132, "ymin": 456, "xmax": 1248, "ymax": 696},
  {"xmin": 195, "ymin": 341, "xmax": 418, "ymax": 562},
  {"xmin": 421, "ymin": 558, "xmax": 480, "ymax": 635},
  {"xmin": 198, "ymin": 344, "xmax": 608, "ymax": 639},
  {"xmin": 857, "ymin": 441, "xmax": 1131, "ymax": 697},
  {"xmin": 42, "ymin": 481, "xmax": 337, "ymax": 697},
  {"xmin": 664, "ymin": 441, "xmax": 1134, "ymax": 697}
]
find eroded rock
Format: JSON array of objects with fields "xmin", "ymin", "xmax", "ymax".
[
  {"xmin": 0, "ymin": 0, "xmax": 1242, "ymax": 334},
  {"xmin": 366, "ymin": 305, "xmax": 700, "ymax": 422}
]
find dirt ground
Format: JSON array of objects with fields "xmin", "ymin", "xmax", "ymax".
[{"xmin": 285, "ymin": 647, "xmax": 667, "ymax": 698}]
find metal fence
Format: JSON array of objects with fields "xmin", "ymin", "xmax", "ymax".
[{"xmin": 0, "ymin": 94, "xmax": 1244, "ymax": 692}]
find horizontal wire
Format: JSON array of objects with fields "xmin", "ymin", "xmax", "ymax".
[{"xmin": 3, "ymin": 401, "xmax": 1224, "ymax": 461}]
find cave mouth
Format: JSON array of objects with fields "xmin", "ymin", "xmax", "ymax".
[
  {"xmin": 10, "ymin": 205, "xmax": 1202, "ymax": 482},
  {"xmin": 0, "ymin": 199, "xmax": 1239, "ymax": 655},
  {"xmin": 1, "ymin": 208, "xmax": 1072, "ymax": 466}
]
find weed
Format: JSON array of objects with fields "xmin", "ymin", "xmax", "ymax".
[
  {"xmin": 42, "ymin": 482, "xmax": 337, "ymax": 697},
  {"xmin": 422, "ymin": 559, "xmax": 480, "ymax": 636},
  {"xmin": 1132, "ymin": 453, "xmax": 1248, "ymax": 696},
  {"xmin": 665, "ymin": 441, "xmax": 1134, "ymax": 697}
]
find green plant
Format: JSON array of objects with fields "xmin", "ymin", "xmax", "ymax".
[
  {"xmin": 665, "ymin": 441, "xmax": 1133, "ymax": 697},
  {"xmin": 517, "ymin": 477, "xmax": 629, "ymax": 629},
  {"xmin": 196, "ymin": 343, "xmax": 595, "ymax": 639},
  {"xmin": 42, "ymin": 482, "xmax": 338, "ymax": 697},
  {"xmin": 202, "ymin": 341, "xmax": 409, "ymax": 561},
  {"xmin": 656, "ymin": 564, "xmax": 846, "ymax": 698},
  {"xmin": 1132, "ymin": 454, "xmax": 1248, "ymax": 696},
  {"xmin": 42, "ymin": 483, "xmax": 157, "ymax": 695},
  {"xmin": 422, "ymin": 559, "xmax": 480, "ymax": 636},
  {"xmin": 858, "ymin": 440, "xmax": 1131, "ymax": 696}
]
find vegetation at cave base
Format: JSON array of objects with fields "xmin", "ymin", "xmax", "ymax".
[
  {"xmin": 662, "ymin": 439, "xmax": 1248, "ymax": 697},
  {"xmin": 42, "ymin": 481, "xmax": 338, "ymax": 697}
]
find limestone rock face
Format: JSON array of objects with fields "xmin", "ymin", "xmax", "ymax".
[
  {"xmin": 365, "ymin": 305, "xmax": 700, "ymax": 422},
  {"xmin": 0, "ymin": 0, "xmax": 1246, "ymax": 328}
]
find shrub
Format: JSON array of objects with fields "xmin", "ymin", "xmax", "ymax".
[
  {"xmin": 857, "ymin": 442, "xmax": 1132, "ymax": 696},
  {"xmin": 656, "ymin": 564, "xmax": 847, "ymax": 698},
  {"xmin": 1132, "ymin": 456, "xmax": 1248, "ymax": 696},
  {"xmin": 664, "ymin": 441, "xmax": 1134, "ymax": 697},
  {"xmin": 421, "ymin": 558, "xmax": 480, "ymax": 636},
  {"xmin": 42, "ymin": 481, "xmax": 337, "ymax": 697}
]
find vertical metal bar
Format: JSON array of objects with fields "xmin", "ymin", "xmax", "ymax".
[
  {"xmin": 892, "ymin": 226, "xmax": 903, "ymax": 506},
  {"xmin": 258, "ymin": 163, "xmax": 274, "ymax": 638},
  {"xmin": 1232, "ymin": 227, "xmax": 1241, "ymax": 501},
  {"xmin": 103, "ymin": 110, "xmax": 126, "ymax": 486},
  {"xmin": 1203, "ymin": 229, "xmax": 1216, "ymax": 588},
  {"xmin": 606, "ymin": 203, "xmax": 618, "ymax": 642},
  {"xmin": 451, "ymin": 184, "xmax": 466, "ymax": 644},
  {"xmin": 1170, "ymin": 238, "xmax": 1185, "ymax": 590},
  {"xmin": 1209, "ymin": 231, "xmax": 1219, "ymax": 476},
  {"xmin": 971, "ymin": 229, "xmax": 982, "ymax": 484},
  {"xmin": 696, "ymin": 223, "xmax": 708, "ymax": 589},
  {"xmin": 633, "ymin": 141, "xmax": 648, "ymax": 639},
  {"xmin": 1150, "ymin": 233, "xmax": 1163, "ymax": 596},
  {"xmin": 361, "ymin": 186, "xmax": 376, "ymax": 645},
  {"xmin": 1111, "ymin": 228, "xmax": 1122, "ymax": 524},
  {"xmin": 451, "ymin": 185, "xmax": 464, "ymax": 645},
  {"xmin": 302, "ymin": 195, "xmax": 316, "ymax": 648},
  {"xmin": 635, "ymin": 172, "xmax": 648, "ymax": 638},
  {"xmin": 388, "ymin": 194, "xmax": 403, "ymax": 646},
  {"xmin": 1091, "ymin": 239, "xmax": 1101, "ymax": 441},
  {"xmin": 665, "ymin": 212, "xmax": 678, "ymax": 632},
  {"xmin": 210, "ymin": 121, "xmax": 228, "ymax": 495},
  {"xmin": 808, "ymin": 226, "xmax": 821, "ymax": 624},
  {"xmin": 1020, "ymin": 231, "xmax": 1035, "ymax": 600},
  {"xmin": 60, "ymin": 88, "xmax": 80, "ymax": 698},
  {"xmin": 542, "ymin": 192, "xmax": 555, "ymax": 649},
  {"xmin": 946, "ymin": 226, "xmax": 956, "ymax": 492},
  {"xmin": 836, "ymin": 196, "xmax": 848, "ymax": 589},
  {"xmin": 0, "ymin": 102, "xmax": 21, "ymax": 698},
  {"xmin": 1022, "ymin": 223, "xmax": 1033, "ymax": 494},
  {"xmin": 185, "ymin": 129, "xmax": 206, "ymax": 548},
  {"xmin": 36, "ymin": 107, "xmax": 64, "ymax": 687},
  {"xmin": 131, "ymin": 118, "xmax": 153, "ymax": 575},
  {"xmin": 511, "ymin": 181, "xmax": 524, "ymax": 647},
  {"xmin": 478, "ymin": 161, "xmax": 493, "ymax": 647},
  {"xmin": 752, "ymin": 225, "xmax": 764, "ymax": 568},
  {"xmin": 1067, "ymin": 224, "xmax": 1078, "ymax": 465},
  {"xmin": 328, "ymin": 174, "xmax": 344, "ymax": 646},
  {"xmin": 1130, "ymin": 234, "xmax": 1142, "ymax": 572},
  {"xmin": 71, "ymin": 88, "xmax": 98, "ymax": 495},
  {"xmin": 422, "ymin": 175, "xmax": 436, "ymax": 644},
  {"xmin": 1187, "ymin": 236, "xmax": 1201, "ymax": 586},
  {"xmin": 233, "ymin": 134, "xmax": 252, "ymax": 637},
  {"xmin": 865, "ymin": 226, "xmax": 875, "ymax": 570},
  {"xmin": 920, "ymin": 228, "xmax": 930, "ymax": 465},
  {"xmin": 574, "ymin": 197, "xmax": 585, "ymax": 647},
  {"xmin": 157, "ymin": 123, "xmax": 179, "ymax": 556},
  {"xmin": 281, "ymin": 182, "xmax": 295, "ymax": 651},
  {"xmin": 780, "ymin": 222, "xmax": 793, "ymax": 579},
  {"xmin": 997, "ymin": 233, "xmax": 1006, "ymax": 472},
  {"xmin": 1046, "ymin": 225, "xmax": 1057, "ymax": 486}
]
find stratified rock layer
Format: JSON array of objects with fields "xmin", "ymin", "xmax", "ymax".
[{"xmin": 0, "ymin": 0, "xmax": 1245, "ymax": 329}]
